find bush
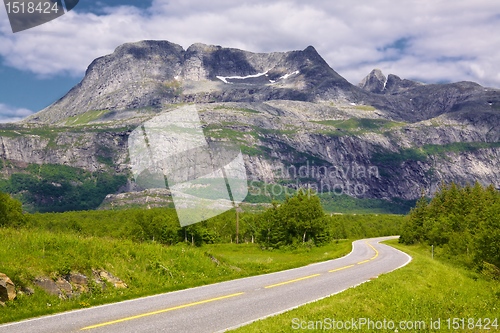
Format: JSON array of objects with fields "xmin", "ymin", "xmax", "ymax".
[{"xmin": 0, "ymin": 192, "xmax": 28, "ymax": 228}]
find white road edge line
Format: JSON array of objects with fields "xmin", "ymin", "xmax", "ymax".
[
  {"xmin": 0, "ymin": 238, "xmax": 403, "ymax": 330},
  {"xmin": 218, "ymin": 238, "xmax": 412, "ymax": 333},
  {"xmin": 0, "ymin": 240, "xmax": 358, "ymax": 329}
]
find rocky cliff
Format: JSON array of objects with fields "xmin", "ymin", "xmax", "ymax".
[
  {"xmin": 1, "ymin": 40, "xmax": 499, "ymax": 211},
  {"xmin": 24, "ymin": 41, "xmax": 356, "ymax": 124}
]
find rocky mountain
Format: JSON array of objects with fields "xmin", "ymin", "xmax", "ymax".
[
  {"xmin": 1, "ymin": 40, "xmax": 499, "ymax": 212},
  {"xmin": 358, "ymin": 68, "xmax": 423, "ymax": 94},
  {"xmin": 24, "ymin": 41, "xmax": 357, "ymax": 124}
]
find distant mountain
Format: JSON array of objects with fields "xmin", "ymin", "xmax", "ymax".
[
  {"xmin": 358, "ymin": 68, "xmax": 423, "ymax": 94},
  {"xmin": 358, "ymin": 68, "xmax": 500, "ymax": 122},
  {"xmin": 25, "ymin": 40, "xmax": 500, "ymax": 125},
  {"xmin": 24, "ymin": 41, "xmax": 357, "ymax": 124},
  {"xmin": 0, "ymin": 40, "xmax": 498, "ymax": 212}
]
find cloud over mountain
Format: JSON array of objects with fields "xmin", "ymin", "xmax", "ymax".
[{"xmin": 0, "ymin": 0, "xmax": 499, "ymax": 87}]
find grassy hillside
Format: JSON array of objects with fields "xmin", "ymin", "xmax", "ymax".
[
  {"xmin": 26, "ymin": 198, "xmax": 404, "ymax": 247},
  {"xmin": 0, "ymin": 228, "xmax": 351, "ymax": 324}
]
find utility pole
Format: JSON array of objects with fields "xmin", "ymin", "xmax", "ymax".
[
  {"xmin": 236, "ymin": 208, "xmax": 239, "ymax": 244},
  {"xmin": 236, "ymin": 205, "xmax": 243, "ymax": 244}
]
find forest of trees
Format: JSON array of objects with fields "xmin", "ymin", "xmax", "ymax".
[
  {"xmin": 400, "ymin": 182, "xmax": 500, "ymax": 278},
  {"xmin": 0, "ymin": 164, "xmax": 127, "ymax": 212},
  {"xmin": 0, "ymin": 189, "xmax": 403, "ymax": 249},
  {"xmin": 7, "ymin": 179, "xmax": 497, "ymax": 268}
]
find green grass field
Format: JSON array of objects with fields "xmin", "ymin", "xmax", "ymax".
[{"xmin": 231, "ymin": 240, "xmax": 500, "ymax": 332}]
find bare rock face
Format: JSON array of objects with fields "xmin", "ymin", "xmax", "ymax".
[
  {"xmin": 358, "ymin": 69, "xmax": 423, "ymax": 95},
  {"xmin": 34, "ymin": 277, "xmax": 61, "ymax": 298},
  {"xmin": 384, "ymin": 74, "xmax": 422, "ymax": 94},
  {"xmin": 0, "ymin": 273, "xmax": 16, "ymax": 302},
  {"xmin": 27, "ymin": 41, "xmax": 186, "ymax": 122},
  {"xmin": 25, "ymin": 42, "xmax": 499, "ymax": 126},
  {"xmin": 358, "ymin": 69, "xmax": 387, "ymax": 94},
  {"xmin": 24, "ymin": 41, "xmax": 356, "ymax": 124}
]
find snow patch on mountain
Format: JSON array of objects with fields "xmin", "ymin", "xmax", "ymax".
[{"xmin": 216, "ymin": 71, "xmax": 269, "ymax": 84}]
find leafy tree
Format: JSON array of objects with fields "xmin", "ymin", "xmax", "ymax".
[
  {"xmin": 255, "ymin": 190, "xmax": 327, "ymax": 248},
  {"xmin": 0, "ymin": 192, "xmax": 27, "ymax": 228}
]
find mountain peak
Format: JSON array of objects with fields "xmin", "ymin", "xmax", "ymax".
[
  {"xmin": 25, "ymin": 41, "xmax": 358, "ymax": 124},
  {"xmin": 358, "ymin": 69, "xmax": 387, "ymax": 94}
]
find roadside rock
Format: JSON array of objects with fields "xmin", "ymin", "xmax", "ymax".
[
  {"xmin": 34, "ymin": 275, "xmax": 85, "ymax": 299},
  {"xmin": 68, "ymin": 273, "xmax": 88, "ymax": 293},
  {"xmin": 34, "ymin": 278, "xmax": 61, "ymax": 298},
  {"xmin": 95, "ymin": 270, "xmax": 128, "ymax": 289},
  {"xmin": 56, "ymin": 278, "xmax": 73, "ymax": 298},
  {"xmin": 0, "ymin": 273, "xmax": 16, "ymax": 302},
  {"xmin": 18, "ymin": 270, "xmax": 126, "ymax": 301}
]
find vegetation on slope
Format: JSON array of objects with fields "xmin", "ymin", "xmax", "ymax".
[
  {"xmin": 313, "ymin": 118, "xmax": 404, "ymax": 133},
  {"xmin": 400, "ymin": 182, "xmax": 500, "ymax": 278},
  {"xmin": 373, "ymin": 142, "xmax": 500, "ymax": 166},
  {"xmin": 245, "ymin": 181, "xmax": 413, "ymax": 214},
  {"xmin": 21, "ymin": 190, "xmax": 403, "ymax": 248},
  {"xmin": 0, "ymin": 190, "xmax": 403, "ymax": 323},
  {"xmin": 0, "ymin": 164, "xmax": 127, "ymax": 212}
]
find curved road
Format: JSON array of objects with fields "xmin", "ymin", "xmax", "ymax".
[{"xmin": 0, "ymin": 236, "xmax": 411, "ymax": 333}]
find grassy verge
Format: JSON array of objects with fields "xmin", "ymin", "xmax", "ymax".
[
  {"xmin": 0, "ymin": 228, "xmax": 351, "ymax": 324},
  {"xmin": 231, "ymin": 240, "xmax": 500, "ymax": 332}
]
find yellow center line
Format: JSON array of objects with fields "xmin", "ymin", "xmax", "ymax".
[
  {"xmin": 264, "ymin": 274, "xmax": 321, "ymax": 289},
  {"xmin": 81, "ymin": 242, "xmax": 382, "ymax": 330},
  {"xmin": 357, "ymin": 259, "xmax": 371, "ymax": 264},
  {"xmin": 357, "ymin": 242, "xmax": 379, "ymax": 264},
  {"xmin": 328, "ymin": 264, "xmax": 355, "ymax": 273},
  {"xmin": 80, "ymin": 292, "xmax": 245, "ymax": 331},
  {"xmin": 367, "ymin": 242, "xmax": 379, "ymax": 260}
]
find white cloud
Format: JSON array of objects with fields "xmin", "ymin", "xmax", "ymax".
[
  {"xmin": 0, "ymin": 0, "xmax": 499, "ymax": 87},
  {"xmin": 0, "ymin": 103, "xmax": 35, "ymax": 123}
]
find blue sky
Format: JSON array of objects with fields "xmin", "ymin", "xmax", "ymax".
[{"xmin": 1, "ymin": 0, "xmax": 499, "ymax": 122}]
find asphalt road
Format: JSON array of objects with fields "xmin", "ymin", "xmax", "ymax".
[{"xmin": 0, "ymin": 236, "xmax": 411, "ymax": 333}]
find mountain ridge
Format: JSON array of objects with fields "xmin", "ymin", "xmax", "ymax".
[
  {"xmin": 24, "ymin": 41, "xmax": 360, "ymax": 124},
  {"xmin": 24, "ymin": 40, "xmax": 500, "ymax": 125},
  {"xmin": 1, "ymin": 40, "xmax": 498, "ymax": 211}
]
